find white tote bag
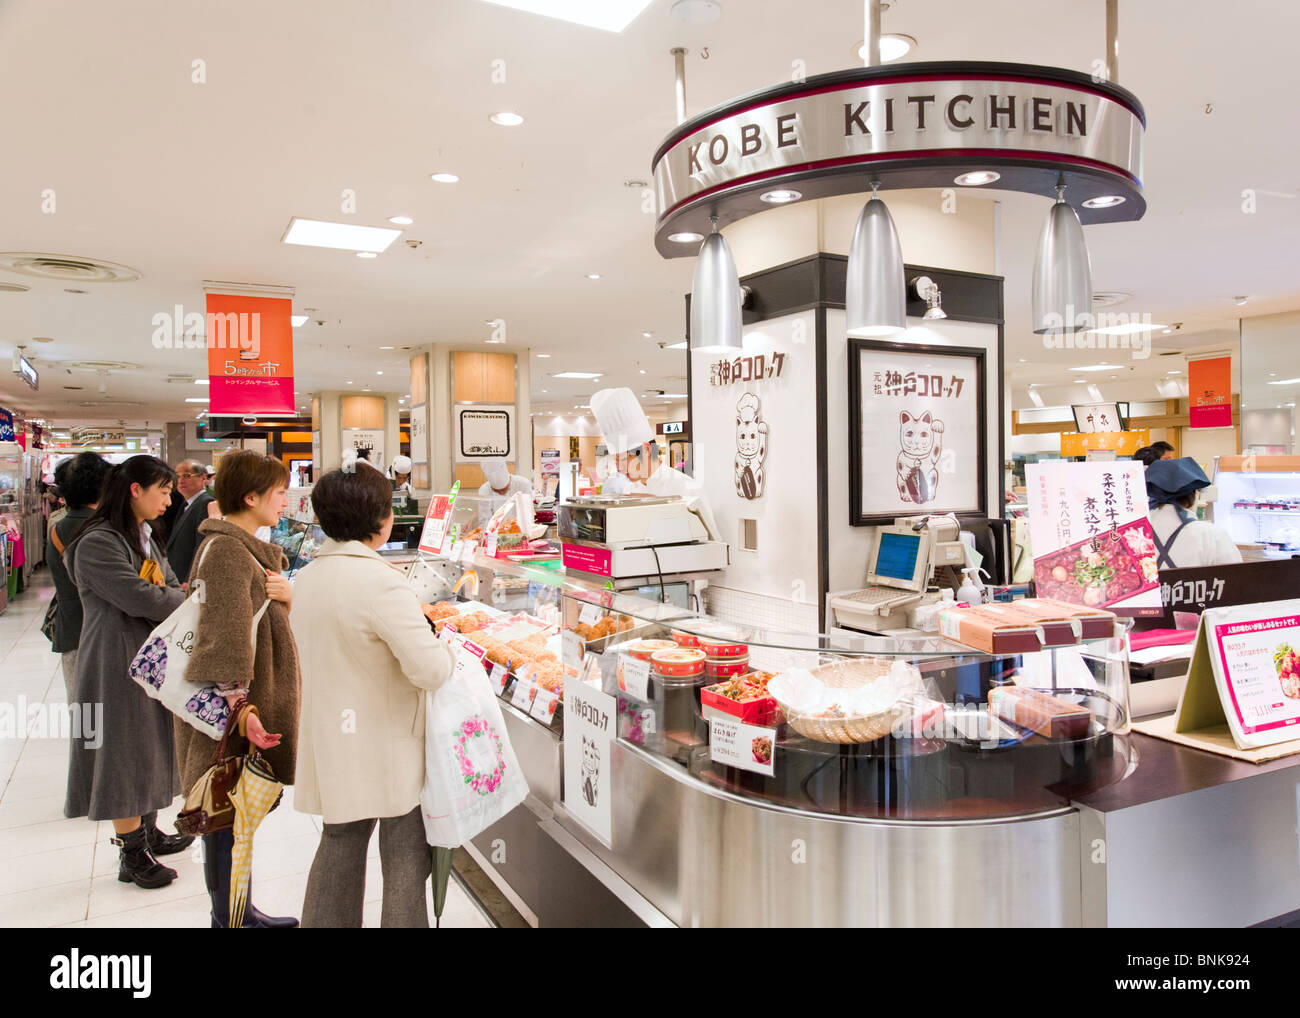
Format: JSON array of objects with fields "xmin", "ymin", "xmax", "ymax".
[
  {"xmin": 420, "ymin": 645, "xmax": 529, "ymax": 848},
  {"xmin": 128, "ymin": 540, "xmax": 271, "ymax": 739}
]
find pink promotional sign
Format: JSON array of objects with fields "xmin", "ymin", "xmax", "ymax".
[
  {"xmin": 1213, "ymin": 614, "xmax": 1300, "ymax": 736},
  {"xmin": 562, "ymin": 542, "xmax": 612, "ymax": 578}
]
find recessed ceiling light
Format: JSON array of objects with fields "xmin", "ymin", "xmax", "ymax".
[
  {"xmin": 431, "ymin": 172, "xmax": 460, "ymax": 183},
  {"xmin": 185, "ymin": 397, "xmax": 209, "ymax": 403},
  {"xmin": 291, "ymin": 315, "xmax": 308, "ymax": 327},
  {"xmin": 1166, "ymin": 370, "xmax": 1181, "ymax": 375},
  {"xmin": 1085, "ymin": 323, "xmax": 1166, "ymax": 336},
  {"xmin": 1018, "ymin": 358, "xmax": 1027, "ymax": 363},
  {"xmin": 1082, "ymin": 195, "xmax": 1126, "ymax": 209},
  {"xmin": 1234, "ymin": 296, "xmax": 1249, "ymax": 306},
  {"xmin": 586, "ymin": 273, "xmax": 601, "ymax": 280},
  {"xmin": 282, "ymin": 216, "xmax": 400, "ymax": 253},
  {"xmin": 855, "ymin": 34, "xmax": 917, "ymax": 62},
  {"xmin": 668, "ymin": 231, "xmax": 705, "ymax": 244},
  {"xmin": 641, "ymin": 331, "xmax": 652, "ymax": 338},
  {"xmin": 1074, "ymin": 379, "xmax": 1088, "ymax": 384},
  {"xmin": 490, "ymin": 112, "xmax": 525, "ymax": 127},
  {"xmin": 1162, "ymin": 328, "xmax": 1172, "ymax": 335},
  {"xmin": 760, "ymin": 189, "xmax": 802, "ymax": 204},
  {"xmin": 347, "ymin": 380, "xmax": 353, "ymax": 385},
  {"xmin": 480, "ymin": 0, "xmax": 654, "ymax": 32},
  {"xmin": 1070, "ymin": 364, "xmax": 1124, "ymax": 372},
  {"xmin": 536, "ymin": 353, "xmax": 551, "ymax": 358},
  {"xmin": 376, "ymin": 370, "xmax": 383, "ymax": 375},
  {"xmin": 954, "ymin": 170, "xmax": 1000, "ymax": 186},
  {"xmin": 379, "ymin": 345, "xmax": 395, "ymax": 350},
  {"xmin": 1267, "ymin": 377, "xmax": 1300, "ymax": 385},
  {"xmin": 194, "ymin": 379, "xmax": 209, "ymax": 385},
  {"xmin": 356, "ymin": 251, "xmax": 378, "ymax": 259},
  {"xmin": 640, "ymin": 369, "xmax": 646, "ymax": 374},
  {"xmin": 666, "ymin": 341, "xmax": 688, "ymax": 350},
  {"xmin": 388, "ymin": 215, "xmax": 414, "ymax": 225},
  {"xmin": 553, "ymin": 371, "xmax": 603, "ymax": 379}
]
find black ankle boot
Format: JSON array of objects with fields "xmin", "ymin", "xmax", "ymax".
[
  {"xmin": 202, "ymin": 828, "xmax": 299, "ymax": 929},
  {"xmin": 112, "ymin": 825, "xmax": 178, "ymax": 889},
  {"xmin": 142, "ymin": 811, "xmax": 195, "ymax": 857}
]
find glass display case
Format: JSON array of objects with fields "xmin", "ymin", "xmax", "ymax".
[
  {"xmin": 1210, "ymin": 454, "xmax": 1300, "ymax": 557},
  {"xmin": 406, "ymin": 502, "xmax": 1134, "ymax": 925},
  {"xmin": 412, "ymin": 532, "xmax": 1132, "ymax": 820}
]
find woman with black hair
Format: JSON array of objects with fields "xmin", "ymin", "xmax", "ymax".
[
  {"xmin": 62, "ymin": 455, "xmax": 193, "ymax": 889},
  {"xmin": 45, "ymin": 452, "xmax": 112, "ymax": 703}
]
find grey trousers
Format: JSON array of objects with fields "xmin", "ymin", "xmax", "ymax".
[
  {"xmin": 60, "ymin": 650, "xmax": 78, "ymax": 707},
  {"xmin": 302, "ymin": 805, "xmax": 431, "ymax": 928}
]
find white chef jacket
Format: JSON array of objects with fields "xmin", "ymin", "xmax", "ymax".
[
  {"xmin": 477, "ymin": 474, "xmax": 533, "ymax": 526},
  {"xmin": 1149, "ymin": 503, "xmax": 1242, "ymax": 569}
]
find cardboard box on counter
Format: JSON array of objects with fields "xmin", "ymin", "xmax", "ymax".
[
  {"xmin": 939, "ymin": 605, "xmax": 1044, "ymax": 654},
  {"xmin": 988, "ymin": 685, "xmax": 1093, "ymax": 739},
  {"xmin": 1018, "ymin": 597, "xmax": 1118, "ymax": 641}
]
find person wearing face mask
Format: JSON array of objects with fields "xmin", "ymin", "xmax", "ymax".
[
  {"xmin": 62, "ymin": 456, "xmax": 193, "ymax": 889},
  {"xmin": 477, "ymin": 457, "xmax": 533, "ymax": 525},
  {"xmin": 175, "ymin": 450, "xmax": 301, "ymax": 928},
  {"xmin": 1146, "ymin": 457, "xmax": 1243, "ymax": 569}
]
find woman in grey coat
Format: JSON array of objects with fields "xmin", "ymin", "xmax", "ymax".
[{"xmin": 63, "ymin": 456, "xmax": 193, "ymax": 889}]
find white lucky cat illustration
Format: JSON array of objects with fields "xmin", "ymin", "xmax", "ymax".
[
  {"xmin": 896, "ymin": 410, "xmax": 945, "ymax": 504},
  {"xmin": 734, "ymin": 392, "xmax": 768, "ymax": 500}
]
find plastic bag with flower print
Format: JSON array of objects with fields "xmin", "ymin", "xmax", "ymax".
[{"xmin": 420, "ymin": 643, "xmax": 528, "ymax": 848}]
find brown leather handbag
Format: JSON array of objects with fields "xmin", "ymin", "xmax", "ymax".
[{"xmin": 175, "ymin": 700, "xmax": 281, "ymax": 835}]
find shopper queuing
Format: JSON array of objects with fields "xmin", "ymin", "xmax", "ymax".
[
  {"xmin": 176, "ymin": 450, "xmax": 300, "ymax": 928},
  {"xmin": 61, "ymin": 456, "xmax": 193, "ymax": 888},
  {"xmin": 44, "ymin": 452, "xmax": 111, "ymax": 703},
  {"xmin": 165, "ymin": 458, "xmax": 216, "ymax": 583},
  {"xmin": 291, "ymin": 454, "xmax": 457, "ymax": 927}
]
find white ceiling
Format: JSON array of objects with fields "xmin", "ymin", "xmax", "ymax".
[{"xmin": 0, "ymin": 0, "xmax": 1296, "ymax": 429}]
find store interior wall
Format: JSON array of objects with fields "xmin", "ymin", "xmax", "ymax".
[{"xmin": 1240, "ymin": 310, "xmax": 1299, "ymax": 452}]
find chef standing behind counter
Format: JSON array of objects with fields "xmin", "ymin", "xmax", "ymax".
[
  {"xmin": 477, "ymin": 458, "xmax": 533, "ymax": 525},
  {"xmin": 1146, "ymin": 457, "xmax": 1242, "ymax": 569}
]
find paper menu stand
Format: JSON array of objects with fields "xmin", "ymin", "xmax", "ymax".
[{"xmin": 1171, "ymin": 599, "xmax": 1300, "ymax": 751}]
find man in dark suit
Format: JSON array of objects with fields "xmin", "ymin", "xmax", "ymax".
[{"xmin": 166, "ymin": 458, "xmax": 216, "ymax": 582}]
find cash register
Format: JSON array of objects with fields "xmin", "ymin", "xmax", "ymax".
[{"xmin": 829, "ymin": 515, "xmax": 967, "ymax": 634}]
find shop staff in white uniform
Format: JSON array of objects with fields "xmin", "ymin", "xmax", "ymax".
[
  {"xmin": 1146, "ymin": 457, "xmax": 1242, "ymax": 568},
  {"xmin": 477, "ymin": 457, "xmax": 532, "ymax": 525}
]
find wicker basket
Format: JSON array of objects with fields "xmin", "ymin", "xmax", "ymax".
[{"xmin": 773, "ymin": 658, "xmax": 914, "ymax": 745}]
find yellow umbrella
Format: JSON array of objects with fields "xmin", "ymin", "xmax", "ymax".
[{"xmin": 226, "ymin": 753, "xmax": 283, "ymax": 929}]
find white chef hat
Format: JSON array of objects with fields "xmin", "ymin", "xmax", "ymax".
[
  {"xmin": 391, "ymin": 454, "xmax": 412, "ymax": 475},
  {"xmin": 590, "ymin": 387, "xmax": 654, "ymax": 455},
  {"xmin": 480, "ymin": 458, "xmax": 510, "ymax": 489}
]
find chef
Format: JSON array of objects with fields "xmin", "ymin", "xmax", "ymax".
[
  {"xmin": 389, "ymin": 454, "xmax": 416, "ymax": 514},
  {"xmin": 477, "ymin": 457, "xmax": 533, "ymax": 525},
  {"xmin": 590, "ymin": 386, "xmax": 720, "ymax": 534},
  {"xmin": 1146, "ymin": 457, "xmax": 1242, "ymax": 569}
]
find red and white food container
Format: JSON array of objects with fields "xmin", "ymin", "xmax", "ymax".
[
  {"xmin": 670, "ymin": 630, "xmax": 701, "ymax": 649},
  {"xmin": 623, "ymin": 638, "xmax": 676, "ymax": 661},
  {"xmin": 704, "ymin": 656, "xmax": 750, "ymax": 679},
  {"xmin": 697, "ymin": 636, "xmax": 749, "ymax": 659},
  {"xmin": 650, "ymin": 648, "xmax": 706, "ymax": 678}
]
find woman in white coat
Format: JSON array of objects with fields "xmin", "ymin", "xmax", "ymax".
[{"xmin": 291, "ymin": 451, "xmax": 457, "ymax": 927}]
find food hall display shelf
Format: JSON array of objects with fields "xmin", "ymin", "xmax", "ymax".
[
  {"xmin": 413, "ymin": 547, "xmax": 1300, "ymax": 925},
  {"xmin": 1211, "ymin": 455, "xmax": 1300, "ymax": 556}
]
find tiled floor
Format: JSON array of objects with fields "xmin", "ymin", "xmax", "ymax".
[{"xmin": 0, "ymin": 569, "xmax": 490, "ymax": 929}]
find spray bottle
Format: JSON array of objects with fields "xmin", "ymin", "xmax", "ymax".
[{"xmin": 957, "ymin": 567, "xmax": 984, "ymax": 606}]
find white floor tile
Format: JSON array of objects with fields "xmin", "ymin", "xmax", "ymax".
[
  {"xmin": 0, "ymin": 793, "xmax": 68, "ymax": 829},
  {"xmin": 0, "ymin": 877, "xmax": 90, "ymax": 926},
  {"xmin": 0, "ymin": 818, "xmax": 98, "ymax": 860},
  {"xmin": 0, "ymin": 841, "xmax": 94, "ymax": 896},
  {"xmin": 86, "ymin": 866, "xmax": 208, "ymax": 919},
  {"xmin": 82, "ymin": 892, "xmax": 213, "ymax": 929}
]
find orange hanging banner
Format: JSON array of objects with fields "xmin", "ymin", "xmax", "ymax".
[
  {"xmin": 205, "ymin": 293, "xmax": 294, "ymax": 414},
  {"xmin": 1188, "ymin": 356, "xmax": 1232, "ymax": 429}
]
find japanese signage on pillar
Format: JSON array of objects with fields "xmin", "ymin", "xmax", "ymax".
[
  {"xmin": 205, "ymin": 293, "xmax": 294, "ymax": 414},
  {"xmin": 1025, "ymin": 460, "xmax": 1162, "ymax": 614},
  {"xmin": 1188, "ymin": 356, "xmax": 1232, "ymax": 429}
]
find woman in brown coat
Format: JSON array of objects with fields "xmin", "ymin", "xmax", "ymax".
[{"xmin": 176, "ymin": 451, "xmax": 301, "ymax": 928}]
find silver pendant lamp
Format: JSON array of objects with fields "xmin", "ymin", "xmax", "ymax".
[
  {"xmin": 1032, "ymin": 182, "xmax": 1093, "ymax": 334},
  {"xmin": 846, "ymin": 182, "xmax": 907, "ymax": 337},
  {"xmin": 689, "ymin": 217, "xmax": 744, "ymax": 353}
]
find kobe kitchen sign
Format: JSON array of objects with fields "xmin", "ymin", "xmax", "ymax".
[{"xmin": 652, "ymin": 63, "xmax": 1146, "ymax": 255}]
